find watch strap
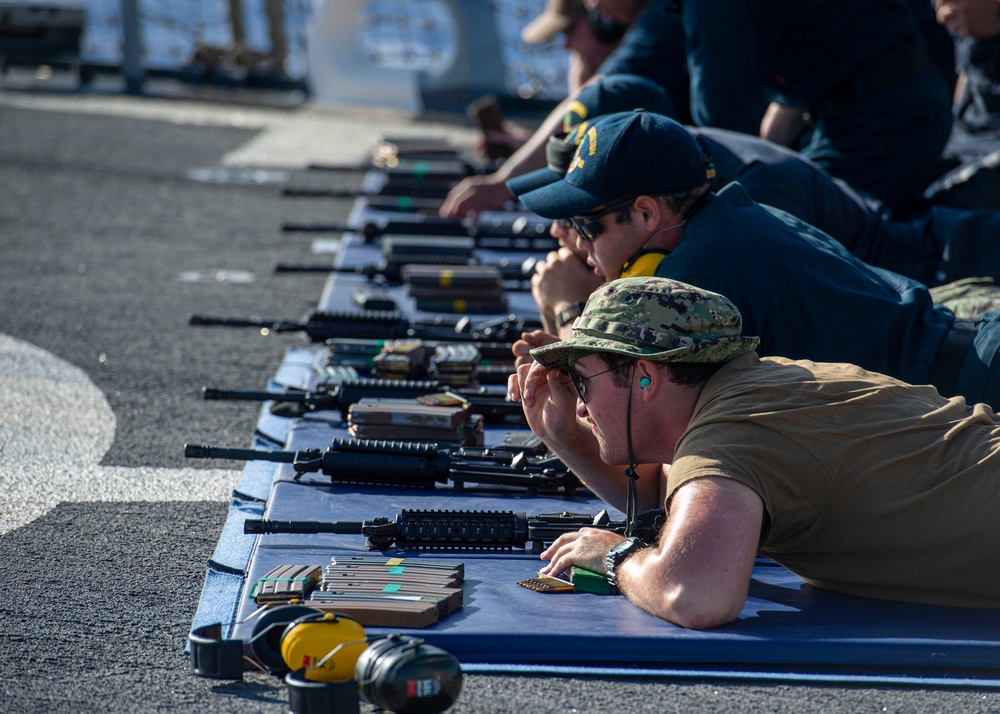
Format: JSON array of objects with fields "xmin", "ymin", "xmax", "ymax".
[
  {"xmin": 555, "ymin": 302, "xmax": 586, "ymax": 328},
  {"xmin": 605, "ymin": 536, "xmax": 645, "ymax": 591}
]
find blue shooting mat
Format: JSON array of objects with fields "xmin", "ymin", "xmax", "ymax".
[
  {"xmin": 253, "ymin": 345, "xmax": 325, "ymax": 446},
  {"xmin": 220, "ymin": 412, "xmax": 1000, "ymax": 685},
  {"xmin": 190, "ymin": 214, "xmax": 1000, "ymax": 686}
]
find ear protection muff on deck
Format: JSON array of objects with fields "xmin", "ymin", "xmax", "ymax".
[
  {"xmin": 194, "ymin": 606, "xmax": 465, "ymax": 713},
  {"xmin": 190, "ymin": 604, "xmax": 369, "ymax": 684},
  {"xmin": 279, "ymin": 611, "xmax": 368, "ymax": 683},
  {"xmin": 356, "ymin": 634, "xmax": 463, "ymax": 714},
  {"xmin": 247, "ymin": 603, "xmax": 322, "ymax": 673}
]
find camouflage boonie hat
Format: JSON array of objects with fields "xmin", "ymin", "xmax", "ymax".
[{"xmin": 530, "ymin": 277, "xmax": 761, "ymax": 370}]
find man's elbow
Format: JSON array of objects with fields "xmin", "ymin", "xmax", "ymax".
[{"xmin": 652, "ymin": 586, "xmax": 745, "ymax": 630}]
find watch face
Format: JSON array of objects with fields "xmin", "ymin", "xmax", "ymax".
[
  {"xmin": 616, "ymin": 538, "xmax": 638, "ymax": 555},
  {"xmin": 607, "ymin": 537, "xmax": 642, "ymax": 575}
]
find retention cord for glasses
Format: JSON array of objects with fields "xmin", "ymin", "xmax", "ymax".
[
  {"xmin": 621, "ymin": 219, "xmax": 687, "ymax": 276},
  {"xmin": 624, "ymin": 362, "xmax": 640, "ymax": 536}
]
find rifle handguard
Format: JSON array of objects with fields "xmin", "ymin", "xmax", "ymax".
[{"xmin": 241, "ymin": 508, "xmax": 666, "ymax": 553}]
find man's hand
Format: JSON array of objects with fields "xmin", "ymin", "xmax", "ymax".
[
  {"xmin": 473, "ymin": 123, "xmax": 532, "ymax": 159},
  {"xmin": 531, "ymin": 247, "xmax": 602, "ymax": 333},
  {"xmin": 936, "ymin": 0, "xmax": 1000, "ymax": 41},
  {"xmin": 759, "ymin": 102, "xmax": 807, "ymax": 147},
  {"xmin": 511, "ymin": 329, "xmax": 559, "ymax": 369},
  {"xmin": 438, "ymin": 175, "xmax": 513, "ymax": 218},
  {"xmin": 539, "ymin": 528, "xmax": 626, "ymax": 578},
  {"xmin": 507, "ymin": 359, "xmax": 580, "ymax": 446}
]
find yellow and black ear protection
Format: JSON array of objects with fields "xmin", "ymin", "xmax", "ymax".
[
  {"xmin": 245, "ymin": 603, "xmax": 321, "ymax": 674},
  {"xmin": 278, "ymin": 611, "xmax": 369, "ymax": 683},
  {"xmin": 237, "ymin": 604, "xmax": 367, "ymax": 681},
  {"xmin": 621, "ymin": 251, "xmax": 669, "ymax": 279},
  {"xmin": 192, "ymin": 604, "xmax": 372, "ymax": 685},
  {"xmin": 355, "ymin": 634, "xmax": 463, "ymax": 714},
  {"xmin": 189, "ymin": 602, "xmax": 324, "ymax": 679},
  {"xmin": 193, "ymin": 607, "xmax": 464, "ymax": 713}
]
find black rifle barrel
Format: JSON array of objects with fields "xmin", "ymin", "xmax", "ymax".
[
  {"xmin": 188, "ymin": 309, "xmax": 540, "ymax": 344},
  {"xmin": 184, "ymin": 444, "xmax": 296, "ymax": 463},
  {"xmin": 202, "ymin": 379, "xmax": 521, "ymax": 421},
  {"xmin": 244, "ymin": 518, "xmax": 368, "ymax": 535},
  {"xmin": 188, "ymin": 315, "xmax": 299, "ymax": 330},
  {"xmin": 203, "ymin": 387, "xmax": 310, "ymax": 402}
]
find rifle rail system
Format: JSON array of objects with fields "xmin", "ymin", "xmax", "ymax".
[
  {"xmin": 244, "ymin": 508, "xmax": 666, "ymax": 553},
  {"xmin": 184, "ymin": 437, "xmax": 579, "ymax": 495}
]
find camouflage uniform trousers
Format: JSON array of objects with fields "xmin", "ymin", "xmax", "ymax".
[{"xmin": 930, "ymin": 277, "xmax": 1000, "ymax": 321}]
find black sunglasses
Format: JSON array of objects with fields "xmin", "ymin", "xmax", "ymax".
[
  {"xmin": 568, "ymin": 197, "xmax": 636, "ymax": 242},
  {"xmin": 564, "ymin": 363, "xmax": 626, "ymax": 403}
]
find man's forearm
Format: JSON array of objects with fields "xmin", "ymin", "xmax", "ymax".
[
  {"xmin": 614, "ymin": 478, "xmax": 762, "ymax": 629},
  {"xmin": 492, "ymin": 75, "xmax": 605, "ymax": 183}
]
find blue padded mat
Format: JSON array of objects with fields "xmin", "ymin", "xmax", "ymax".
[
  {"xmin": 193, "ymin": 343, "xmax": 1000, "ymax": 684},
  {"xmin": 189, "ymin": 220, "xmax": 1000, "ymax": 686},
  {"xmin": 189, "ymin": 496, "xmax": 265, "ymax": 640},
  {"xmin": 236, "ymin": 459, "xmax": 1000, "ymax": 676}
]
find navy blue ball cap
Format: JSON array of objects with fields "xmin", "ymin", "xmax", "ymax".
[
  {"xmin": 506, "ymin": 166, "xmax": 562, "ymax": 198},
  {"xmin": 566, "ymin": 74, "xmax": 676, "ymax": 132},
  {"xmin": 518, "ymin": 110, "xmax": 715, "ymax": 219},
  {"xmin": 510, "ymin": 76, "xmax": 678, "ymax": 202}
]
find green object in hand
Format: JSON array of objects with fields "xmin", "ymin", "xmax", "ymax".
[{"xmin": 570, "ymin": 566, "xmax": 616, "ymax": 595}]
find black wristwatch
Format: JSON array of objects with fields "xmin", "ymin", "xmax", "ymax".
[
  {"xmin": 605, "ymin": 537, "xmax": 645, "ymax": 592},
  {"xmin": 555, "ymin": 302, "xmax": 586, "ymax": 328}
]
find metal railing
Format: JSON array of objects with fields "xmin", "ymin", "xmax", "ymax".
[{"xmin": 9, "ymin": 0, "xmax": 569, "ymax": 107}]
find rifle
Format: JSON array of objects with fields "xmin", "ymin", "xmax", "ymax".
[
  {"xmin": 202, "ymin": 379, "xmax": 524, "ymax": 424},
  {"xmin": 281, "ymin": 215, "xmax": 556, "ymax": 251},
  {"xmin": 277, "ymin": 233, "xmax": 491, "ymax": 274},
  {"xmin": 243, "ymin": 507, "xmax": 667, "ymax": 553},
  {"xmin": 284, "ymin": 177, "xmax": 458, "ymax": 200},
  {"xmin": 315, "ymin": 336, "xmax": 515, "ymax": 385},
  {"xmin": 305, "ymin": 157, "xmax": 483, "ymax": 181},
  {"xmin": 273, "ymin": 253, "xmax": 538, "ymax": 291},
  {"xmin": 183, "ymin": 438, "xmax": 578, "ymax": 495},
  {"xmin": 188, "ymin": 310, "xmax": 541, "ymax": 344},
  {"xmin": 320, "ymin": 335, "xmax": 516, "ymax": 363},
  {"xmin": 344, "ymin": 195, "xmax": 447, "ymax": 214}
]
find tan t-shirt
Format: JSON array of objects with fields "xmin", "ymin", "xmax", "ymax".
[{"xmin": 668, "ymin": 353, "xmax": 1000, "ymax": 609}]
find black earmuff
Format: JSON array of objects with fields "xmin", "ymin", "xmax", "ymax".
[
  {"xmin": 545, "ymin": 132, "xmax": 577, "ymax": 174},
  {"xmin": 192, "ymin": 607, "xmax": 463, "ymax": 713},
  {"xmin": 249, "ymin": 604, "xmax": 325, "ymax": 673},
  {"xmin": 356, "ymin": 634, "xmax": 463, "ymax": 714}
]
